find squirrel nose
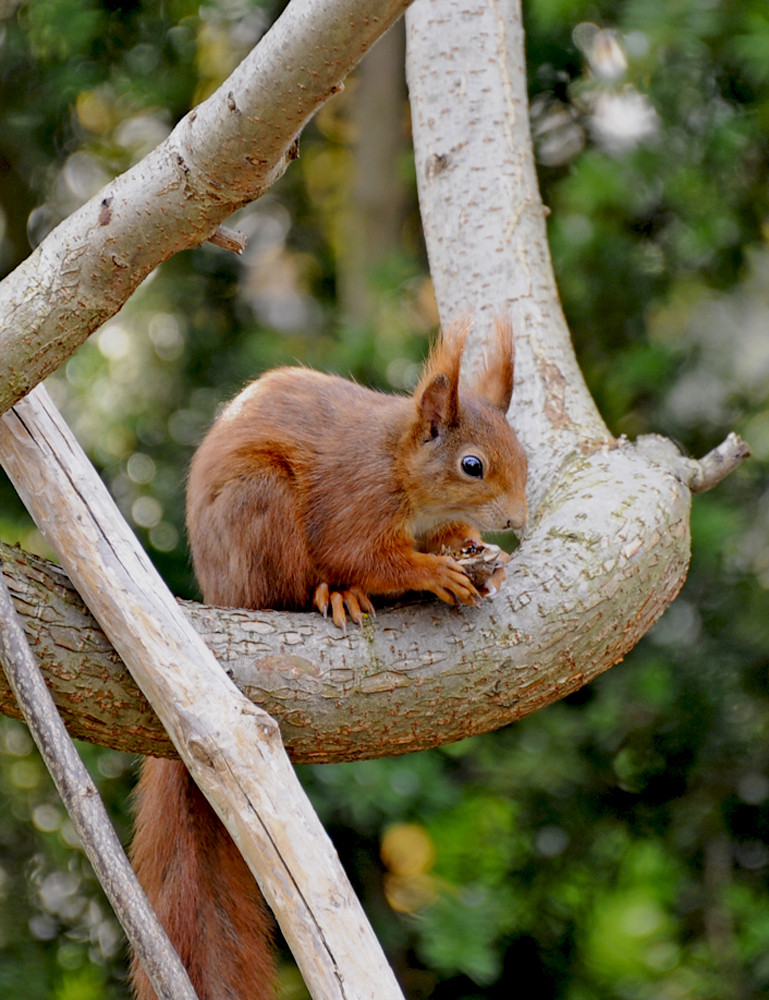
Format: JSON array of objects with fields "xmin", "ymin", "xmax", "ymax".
[{"xmin": 505, "ymin": 499, "xmax": 528, "ymax": 533}]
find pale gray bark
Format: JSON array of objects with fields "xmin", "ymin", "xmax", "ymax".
[
  {"xmin": 400, "ymin": 0, "xmax": 751, "ymax": 711},
  {"xmin": 0, "ymin": 0, "xmax": 413, "ymax": 414},
  {"xmin": 0, "ymin": 429, "xmax": 744, "ymax": 764},
  {"xmin": 0, "ymin": 571, "xmax": 199, "ymax": 1000},
  {"xmin": 0, "ymin": 0, "xmax": 749, "ymax": 769},
  {"xmin": 406, "ymin": 0, "xmax": 608, "ymax": 504},
  {"xmin": 0, "ymin": 386, "xmax": 405, "ymax": 1000}
]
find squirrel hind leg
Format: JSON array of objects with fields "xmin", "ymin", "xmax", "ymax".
[{"xmin": 189, "ymin": 463, "xmax": 315, "ymax": 611}]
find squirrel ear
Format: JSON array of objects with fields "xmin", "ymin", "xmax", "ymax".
[
  {"xmin": 469, "ymin": 314, "xmax": 515, "ymax": 413},
  {"xmin": 414, "ymin": 318, "xmax": 466, "ymax": 438},
  {"xmin": 417, "ymin": 373, "xmax": 455, "ymax": 439}
]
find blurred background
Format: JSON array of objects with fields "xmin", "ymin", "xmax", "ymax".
[{"xmin": 1, "ymin": 0, "xmax": 768, "ymax": 997}]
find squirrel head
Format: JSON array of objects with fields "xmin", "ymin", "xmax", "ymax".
[{"xmin": 402, "ymin": 316, "xmax": 528, "ymax": 540}]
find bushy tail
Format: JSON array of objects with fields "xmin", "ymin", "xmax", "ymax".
[{"xmin": 130, "ymin": 758, "xmax": 276, "ymax": 1000}]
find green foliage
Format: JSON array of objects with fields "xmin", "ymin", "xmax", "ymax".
[{"xmin": 1, "ymin": 0, "xmax": 768, "ymax": 998}]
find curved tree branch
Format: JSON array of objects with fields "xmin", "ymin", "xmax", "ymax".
[
  {"xmin": 0, "ymin": 407, "xmax": 729, "ymax": 765},
  {"xmin": 400, "ymin": 0, "xmax": 751, "ymax": 702},
  {"xmin": 406, "ymin": 0, "xmax": 609, "ymax": 505}
]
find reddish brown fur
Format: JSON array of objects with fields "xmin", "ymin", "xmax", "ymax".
[
  {"xmin": 130, "ymin": 759, "xmax": 275, "ymax": 1000},
  {"xmin": 186, "ymin": 316, "xmax": 527, "ymax": 611},
  {"xmin": 130, "ymin": 317, "xmax": 527, "ymax": 1000}
]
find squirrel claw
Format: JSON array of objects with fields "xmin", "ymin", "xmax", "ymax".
[
  {"xmin": 313, "ymin": 583, "xmax": 375, "ymax": 630},
  {"xmin": 313, "ymin": 582, "xmax": 331, "ymax": 618},
  {"xmin": 345, "ymin": 586, "xmax": 375, "ymax": 622},
  {"xmin": 330, "ymin": 591, "xmax": 347, "ymax": 632},
  {"xmin": 343, "ymin": 589, "xmax": 363, "ymax": 626}
]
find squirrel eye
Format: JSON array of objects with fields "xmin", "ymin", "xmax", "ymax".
[{"xmin": 461, "ymin": 455, "xmax": 484, "ymax": 479}]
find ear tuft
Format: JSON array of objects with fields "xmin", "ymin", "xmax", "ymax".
[
  {"xmin": 469, "ymin": 314, "xmax": 515, "ymax": 413},
  {"xmin": 413, "ymin": 319, "xmax": 467, "ymax": 436}
]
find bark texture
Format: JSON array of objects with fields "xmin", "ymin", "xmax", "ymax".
[
  {"xmin": 1, "ymin": 432, "xmax": 692, "ymax": 764},
  {"xmin": 0, "ymin": 570, "xmax": 198, "ymax": 1000},
  {"xmin": 0, "ymin": 0, "xmax": 413, "ymax": 414},
  {"xmin": 406, "ymin": 0, "xmax": 608, "ymax": 505},
  {"xmin": 0, "ymin": 386, "xmax": 406, "ymax": 1000}
]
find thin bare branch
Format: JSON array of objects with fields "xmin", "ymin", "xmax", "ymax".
[
  {"xmin": 687, "ymin": 433, "xmax": 752, "ymax": 493},
  {"xmin": 208, "ymin": 225, "xmax": 248, "ymax": 255},
  {"xmin": 0, "ymin": 570, "xmax": 199, "ymax": 1000},
  {"xmin": 635, "ymin": 433, "xmax": 752, "ymax": 494}
]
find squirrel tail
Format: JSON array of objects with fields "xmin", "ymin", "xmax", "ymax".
[{"xmin": 130, "ymin": 757, "xmax": 276, "ymax": 1000}]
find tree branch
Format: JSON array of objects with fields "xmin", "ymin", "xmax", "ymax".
[
  {"xmin": 406, "ymin": 0, "xmax": 610, "ymax": 507},
  {"xmin": 0, "ymin": 0, "xmax": 412, "ymax": 414},
  {"xmin": 0, "ymin": 430, "xmax": 701, "ymax": 763},
  {"xmin": 208, "ymin": 224, "xmax": 249, "ymax": 255},
  {"xmin": 0, "ymin": 570, "xmax": 200, "ymax": 1000},
  {"xmin": 0, "ymin": 0, "xmax": 747, "ymax": 772},
  {"xmin": 635, "ymin": 432, "xmax": 752, "ymax": 494},
  {"xmin": 0, "ymin": 385, "xmax": 406, "ymax": 1000}
]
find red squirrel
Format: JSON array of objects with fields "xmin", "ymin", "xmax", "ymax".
[{"xmin": 130, "ymin": 317, "xmax": 527, "ymax": 1000}]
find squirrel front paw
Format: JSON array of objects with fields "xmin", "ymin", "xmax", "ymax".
[
  {"xmin": 422, "ymin": 554, "xmax": 481, "ymax": 607},
  {"xmin": 313, "ymin": 583, "xmax": 375, "ymax": 631}
]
